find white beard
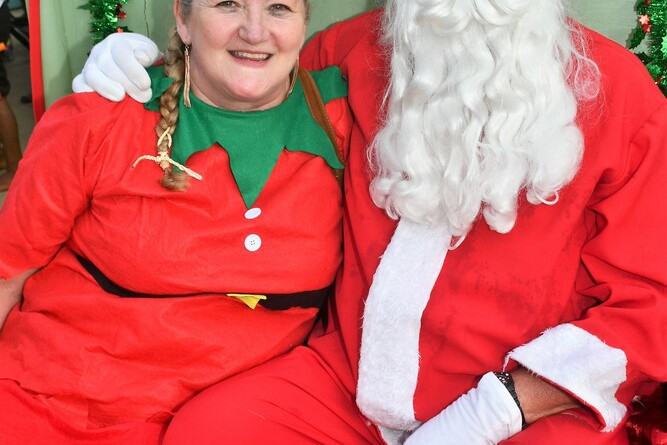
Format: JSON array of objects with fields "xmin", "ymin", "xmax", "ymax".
[{"xmin": 369, "ymin": 0, "xmax": 599, "ymax": 237}]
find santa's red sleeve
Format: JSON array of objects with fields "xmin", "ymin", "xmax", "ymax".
[{"xmin": 506, "ymin": 40, "xmax": 667, "ymax": 432}]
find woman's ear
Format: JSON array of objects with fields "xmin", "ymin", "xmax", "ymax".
[
  {"xmin": 173, "ymin": 0, "xmax": 191, "ymax": 44},
  {"xmin": 298, "ymin": 18, "xmax": 307, "ymax": 50}
]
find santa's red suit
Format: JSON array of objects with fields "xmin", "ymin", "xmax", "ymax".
[{"xmin": 162, "ymin": 8, "xmax": 667, "ymax": 445}]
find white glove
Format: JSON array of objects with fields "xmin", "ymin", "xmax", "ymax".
[
  {"xmin": 72, "ymin": 32, "xmax": 161, "ymax": 103},
  {"xmin": 404, "ymin": 372, "xmax": 523, "ymax": 445}
]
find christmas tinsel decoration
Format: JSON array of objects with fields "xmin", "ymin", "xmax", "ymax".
[
  {"xmin": 629, "ymin": 0, "xmax": 667, "ymax": 96},
  {"xmin": 79, "ymin": 0, "xmax": 131, "ymax": 44}
]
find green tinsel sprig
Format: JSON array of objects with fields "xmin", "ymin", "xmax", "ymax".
[
  {"xmin": 79, "ymin": 0, "xmax": 131, "ymax": 44},
  {"xmin": 629, "ymin": 0, "xmax": 667, "ymax": 96}
]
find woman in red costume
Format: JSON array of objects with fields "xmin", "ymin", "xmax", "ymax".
[
  {"xmin": 72, "ymin": 0, "xmax": 667, "ymax": 443},
  {"xmin": 0, "ymin": 0, "xmax": 351, "ymax": 443}
]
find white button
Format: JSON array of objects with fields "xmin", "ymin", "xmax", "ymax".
[
  {"xmin": 245, "ymin": 208, "xmax": 262, "ymax": 220},
  {"xmin": 244, "ymin": 234, "xmax": 262, "ymax": 252}
]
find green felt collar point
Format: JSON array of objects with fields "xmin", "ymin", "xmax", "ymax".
[{"xmin": 145, "ymin": 66, "xmax": 347, "ymax": 208}]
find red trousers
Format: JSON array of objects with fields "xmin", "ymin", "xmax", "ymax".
[
  {"xmin": 163, "ymin": 347, "xmax": 384, "ymax": 445},
  {"xmin": 163, "ymin": 346, "xmax": 630, "ymax": 445}
]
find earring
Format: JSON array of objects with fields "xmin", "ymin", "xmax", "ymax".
[
  {"xmin": 286, "ymin": 57, "xmax": 299, "ymax": 98},
  {"xmin": 184, "ymin": 44, "xmax": 192, "ymax": 108}
]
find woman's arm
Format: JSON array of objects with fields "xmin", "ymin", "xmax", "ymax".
[{"xmin": 0, "ymin": 94, "xmax": 109, "ymax": 312}]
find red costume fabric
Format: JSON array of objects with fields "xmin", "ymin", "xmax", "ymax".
[
  {"xmin": 0, "ymin": 73, "xmax": 351, "ymax": 443},
  {"xmin": 164, "ymin": 8, "xmax": 667, "ymax": 445}
]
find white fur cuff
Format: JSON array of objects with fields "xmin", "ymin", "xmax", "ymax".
[{"xmin": 505, "ymin": 323, "xmax": 627, "ymax": 431}]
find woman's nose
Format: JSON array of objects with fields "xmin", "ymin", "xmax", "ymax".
[{"xmin": 238, "ymin": 9, "xmax": 269, "ymax": 43}]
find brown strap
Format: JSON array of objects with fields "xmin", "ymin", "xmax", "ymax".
[{"xmin": 297, "ymin": 68, "xmax": 345, "ymax": 183}]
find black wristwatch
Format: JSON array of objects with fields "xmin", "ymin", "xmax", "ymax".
[{"xmin": 494, "ymin": 371, "xmax": 528, "ymax": 429}]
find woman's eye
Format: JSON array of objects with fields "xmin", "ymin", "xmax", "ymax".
[
  {"xmin": 217, "ymin": 1, "xmax": 239, "ymax": 9},
  {"xmin": 268, "ymin": 3, "xmax": 292, "ymax": 14}
]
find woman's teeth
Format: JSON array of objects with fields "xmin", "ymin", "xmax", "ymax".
[{"xmin": 231, "ymin": 51, "xmax": 270, "ymax": 61}]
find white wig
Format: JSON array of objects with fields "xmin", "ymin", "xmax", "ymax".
[{"xmin": 370, "ymin": 0, "xmax": 600, "ymax": 237}]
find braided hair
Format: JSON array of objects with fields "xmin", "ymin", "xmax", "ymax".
[{"xmin": 154, "ymin": 27, "xmax": 189, "ymax": 191}]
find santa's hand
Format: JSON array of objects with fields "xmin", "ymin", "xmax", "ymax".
[
  {"xmin": 404, "ymin": 372, "xmax": 523, "ymax": 445},
  {"xmin": 72, "ymin": 32, "xmax": 160, "ymax": 103}
]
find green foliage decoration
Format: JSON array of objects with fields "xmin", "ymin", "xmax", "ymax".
[
  {"xmin": 80, "ymin": 0, "xmax": 131, "ymax": 44},
  {"xmin": 629, "ymin": 0, "xmax": 667, "ymax": 96}
]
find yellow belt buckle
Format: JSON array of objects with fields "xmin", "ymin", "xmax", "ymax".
[{"xmin": 227, "ymin": 293, "xmax": 267, "ymax": 310}]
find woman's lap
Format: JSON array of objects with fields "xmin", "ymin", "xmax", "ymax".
[
  {"xmin": 0, "ymin": 380, "xmax": 165, "ymax": 445},
  {"xmin": 163, "ymin": 346, "xmax": 384, "ymax": 445}
]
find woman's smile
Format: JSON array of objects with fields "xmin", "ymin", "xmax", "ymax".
[{"xmin": 229, "ymin": 50, "xmax": 272, "ymax": 62}]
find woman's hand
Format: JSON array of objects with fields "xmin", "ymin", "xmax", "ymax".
[{"xmin": 0, "ymin": 268, "xmax": 37, "ymax": 330}]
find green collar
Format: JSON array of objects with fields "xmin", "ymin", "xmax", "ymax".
[{"xmin": 145, "ymin": 65, "xmax": 347, "ymax": 208}]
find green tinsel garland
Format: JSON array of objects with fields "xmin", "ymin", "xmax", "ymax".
[
  {"xmin": 79, "ymin": 0, "xmax": 131, "ymax": 44},
  {"xmin": 629, "ymin": 0, "xmax": 667, "ymax": 96}
]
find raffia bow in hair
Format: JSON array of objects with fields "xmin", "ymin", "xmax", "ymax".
[{"xmin": 131, "ymin": 127, "xmax": 203, "ymax": 180}]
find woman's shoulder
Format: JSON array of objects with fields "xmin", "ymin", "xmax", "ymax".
[
  {"xmin": 44, "ymin": 91, "xmax": 149, "ymax": 125},
  {"xmin": 30, "ymin": 92, "xmax": 158, "ymax": 172},
  {"xmin": 306, "ymin": 66, "xmax": 348, "ymax": 103}
]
